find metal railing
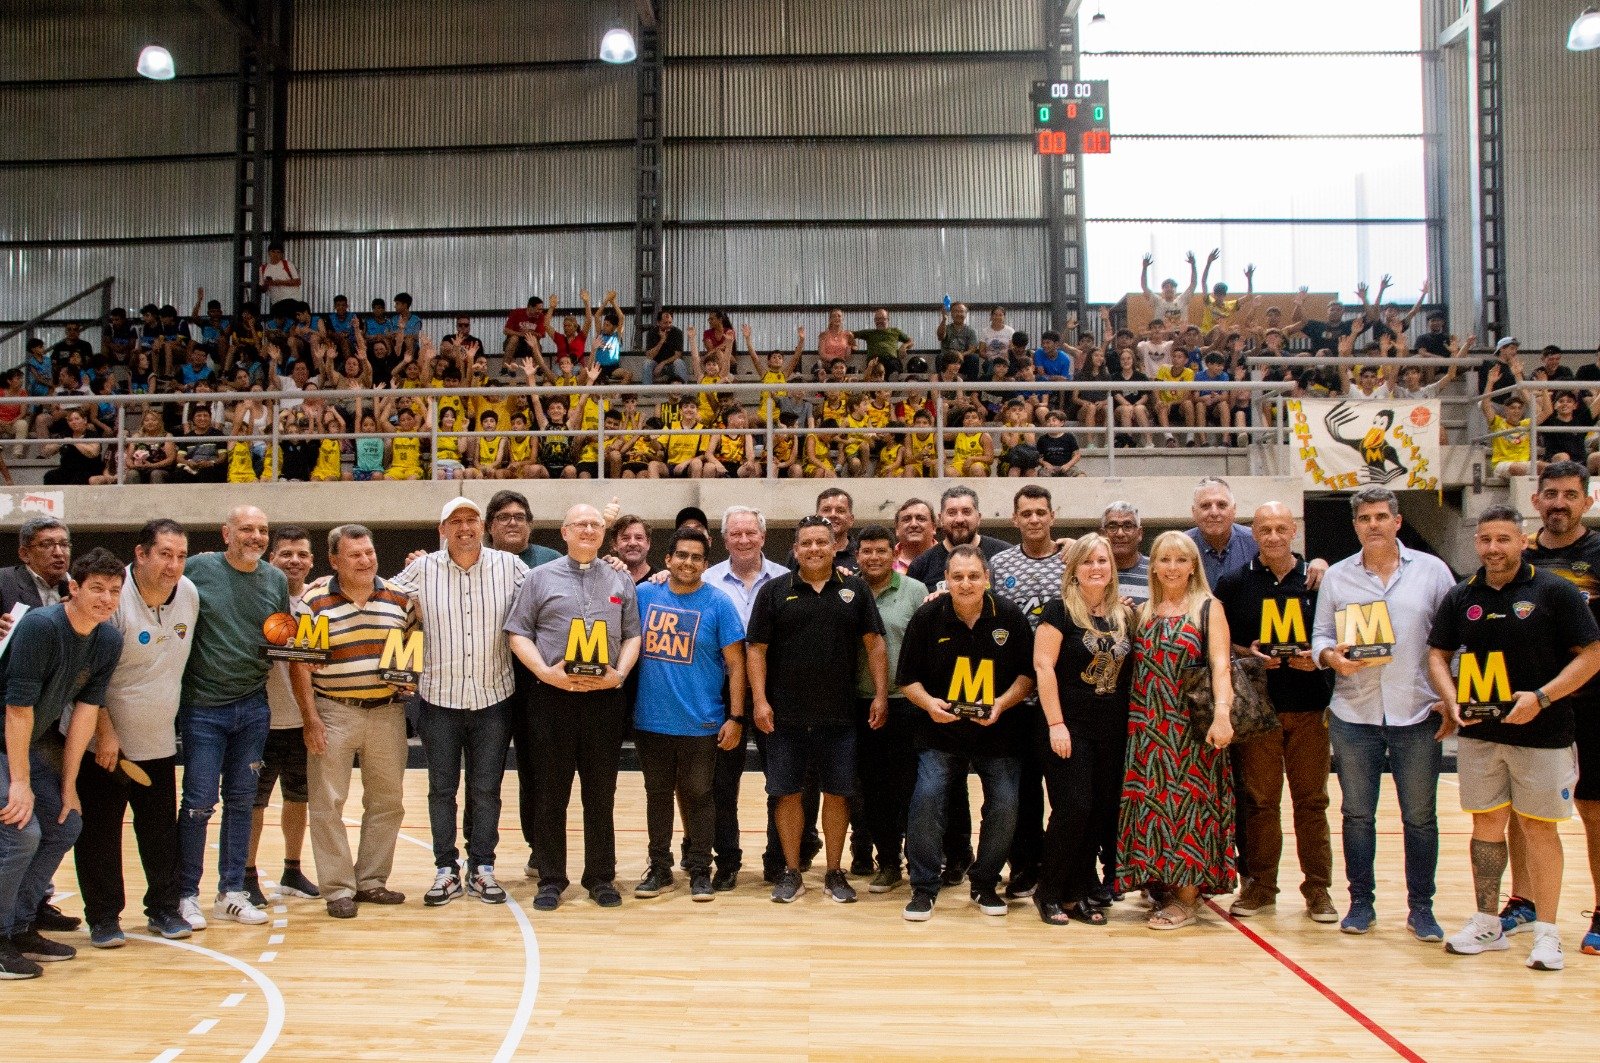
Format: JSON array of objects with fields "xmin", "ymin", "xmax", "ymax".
[
  {"xmin": 0, "ymin": 277, "xmax": 115, "ymax": 369},
  {"xmin": 1475, "ymin": 377, "xmax": 1599, "ymax": 470}
]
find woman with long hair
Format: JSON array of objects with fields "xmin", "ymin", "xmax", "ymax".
[
  {"xmin": 1033, "ymin": 534, "xmax": 1136, "ymax": 925},
  {"xmin": 1117, "ymin": 530, "xmax": 1235, "ymax": 929}
]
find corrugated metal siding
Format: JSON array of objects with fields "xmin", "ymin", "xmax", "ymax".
[
  {"xmin": 665, "ymin": 226, "xmax": 1047, "ymax": 306},
  {"xmin": 286, "ymin": 148, "xmax": 633, "ymax": 230},
  {"xmin": 291, "ymin": 232, "xmax": 635, "ymax": 310},
  {"xmin": 0, "ymin": 8, "xmax": 235, "ymax": 81},
  {"xmin": 0, "ymin": 81, "xmax": 233, "ymax": 160},
  {"xmin": 0, "ymin": 161, "xmax": 232, "ymax": 242},
  {"xmin": 665, "ymin": 0, "xmax": 1043, "ymax": 55},
  {"xmin": 666, "ymin": 140, "xmax": 1038, "ymax": 222},
  {"xmin": 1437, "ymin": 41, "xmax": 1476, "ymax": 341},
  {"xmin": 1500, "ymin": 2, "xmax": 1600, "ymax": 348},
  {"xmin": 0, "ymin": 242, "xmax": 232, "ymax": 321},
  {"xmin": 705, "ymin": 309, "xmax": 1051, "ymax": 351},
  {"xmin": 292, "ymin": 0, "xmax": 613, "ymax": 68},
  {"xmin": 664, "ymin": 58, "xmax": 1037, "ymax": 137},
  {"xmin": 286, "ymin": 67, "xmax": 633, "ymax": 149}
]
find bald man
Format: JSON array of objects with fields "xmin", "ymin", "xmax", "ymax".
[
  {"xmin": 1213, "ymin": 503, "xmax": 1336, "ymax": 923},
  {"xmin": 176, "ymin": 506, "xmax": 292, "ymax": 929}
]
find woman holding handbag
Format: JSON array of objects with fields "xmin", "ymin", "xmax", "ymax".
[
  {"xmin": 1033, "ymin": 534, "xmax": 1136, "ymax": 926},
  {"xmin": 1117, "ymin": 531, "xmax": 1236, "ymax": 930}
]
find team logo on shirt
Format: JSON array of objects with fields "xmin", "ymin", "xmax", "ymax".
[
  {"xmin": 992, "ymin": 629, "xmax": 1009, "ymax": 646},
  {"xmin": 175, "ymin": 623, "xmax": 188, "ymax": 639},
  {"xmin": 1466, "ymin": 605, "xmax": 1483, "ymax": 621},
  {"xmin": 138, "ymin": 630, "xmax": 152, "ymax": 645},
  {"xmin": 1513, "ymin": 601, "xmax": 1534, "ymax": 619},
  {"xmin": 838, "ymin": 588, "xmax": 855, "ymax": 603}
]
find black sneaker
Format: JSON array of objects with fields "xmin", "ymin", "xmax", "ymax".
[
  {"xmin": 10, "ymin": 929, "xmax": 76, "ymax": 962},
  {"xmin": 0, "ymin": 940, "xmax": 42, "ymax": 979},
  {"xmin": 824, "ymin": 869, "xmax": 858, "ymax": 903},
  {"xmin": 903, "ymin": 890, "xmax": 936, "ymax": 922},
  {"xmin": 941, "ymin": 858, "xmax": 971, "ymax": 888},
  {"xmin": 533, "ymin": 885, "xmax": 562, "ymax": 912},
  {"xmin": 690, "ymin": 874, "xmax": 714, "ymax": 902},
  {"xmin": 242, "ymin": 869, "xmax": 270, "ymax": 909},
  {"xmin": 423, "ymin": 868, "xmax": 463, "ymax": 907},
  {"xmin": 1005, "ymin": 873, "xmax": 1038, "ymax": 900},
  {"xmin": 590, "ymin": 882, "xmax": 623, "ymax": 908},
  {"xmin": 849, "ymin": 856, "xmax": 876, "ymax": 878},
  {"xmin": 712, "ymin": 868, "xmax": 739, "ymax": 892},
  {"xmin": 278, "ymin": 866, "xmax": 321, "ymax": 899},
  {"xmin": 869, "ymin": 867, "xmax": 903, "ymax": 894},
  {"xmin": 771, "ymin": 868, "xmax": 806, "ymax": 903},
  {"xmin": 33, "ymin": 901, "xmax": 80, "ymax": 933},
  {"xmin": 146, "ymin": 910, "xmax": 193, "ymax": 940},
  {"xmin": 634, "ymin": 866, "xmax": 677, "ymax": 898},
  {"xmin": 971, "ymin": 887, "xmax": 1008, "ymax": 917}
]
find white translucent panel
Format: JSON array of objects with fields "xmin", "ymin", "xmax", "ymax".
[
  {"xmin": 1077, "ymin": 0, "xmax": 1420, "ymax": 54},
  {"xmin": 1077, "ymin": 54, "xmax": 1424, "ymax": 136},
  {"xmin": 1084, "ymin": 222, "xmax": 1429, "ymax": 306},
  {"xmin": 1082, "ymin": 137, "xmax": 1426, "ymax": 220}
]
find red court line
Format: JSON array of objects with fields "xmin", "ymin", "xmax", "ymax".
[{"xmin": 1205, "ymin": 899, "xmax": 1428, "ymax": 1063}]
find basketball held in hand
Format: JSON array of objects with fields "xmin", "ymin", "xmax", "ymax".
[{"xmin": 262, "ymin": 612, "xmax": 298, "ymax": 645}]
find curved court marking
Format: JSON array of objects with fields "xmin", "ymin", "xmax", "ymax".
[
  {"xmin": 392, "ymin": 828, "xmax": 542, "ymax": 1060},
  {"xmin": 126, "ymin": 932, "xmax": 286, "ymax": 1063},
  {"xmin": 1204, "ymin": 900, "xmax": 1427, "ymax": 1063}
]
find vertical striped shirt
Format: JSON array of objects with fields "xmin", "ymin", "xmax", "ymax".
[
  {"xmin": 390, "ymin": 547, "xmax": 528, "ymax": 710},
  {"xmin": 304, "ymin": 576, "xmax": 418, "ymax": 702}
]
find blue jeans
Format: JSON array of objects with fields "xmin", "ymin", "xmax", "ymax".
[
  {"xmin": 178, "ymin": 692, "xmax": 271, "ymax": 897},
  {"xmin": 1329, "ymin": 714, "xmax": 1441, "ymax": 911},
  {"xmin": 417, "ymin": 699, "xmax": 512, "ymax": 870},
  {"xmin": 0, "ymin": 746, "xmax": 81, "ymax": 937},
  {"xmin": 906, "ymin": 748, "xmax": 1020, "ymax": 894}
]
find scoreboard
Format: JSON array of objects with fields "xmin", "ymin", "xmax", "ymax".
[{"xmin": 1030, "ymin": 80, "xmax": 1111, "ymax": 155}]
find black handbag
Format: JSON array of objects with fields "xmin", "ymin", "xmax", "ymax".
[{"xmin": 1179, "ymin": 599, "xmax": 1279, "ymax": 745}]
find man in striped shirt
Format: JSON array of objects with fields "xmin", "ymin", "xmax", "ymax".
[
  {"xmin": 293, "ymin": 525, "xmax": 416, "ymax": 920},
  {"xmin": 389, "ymin": 498, "xmax": 529, "ymax": 908}
]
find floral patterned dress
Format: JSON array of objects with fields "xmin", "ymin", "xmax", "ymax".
[{"xmin": 1115, "ymin": 611, "xmax": 1236, "ymax": 894}]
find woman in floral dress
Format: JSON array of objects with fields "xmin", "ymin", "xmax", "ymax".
[{"xmin": 1116, "ymin": 530, "xmax": 1236, "ymax": 929}]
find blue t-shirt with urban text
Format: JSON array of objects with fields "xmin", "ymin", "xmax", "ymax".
[{"xmin": 633, "ymin": 582, "xmax": 744, "ymax": 737}]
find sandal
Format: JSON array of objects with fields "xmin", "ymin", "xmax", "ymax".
[
  {"xmin": 1067, "ymin": 903, "xmax": 1108, "ymax": 926},
  {"xmin": 1147, "ymin": 901, "xmax": 1197, "ymax": 930},
  {"xmin": 1035, "ymin": 899, "xmax": 1071, "ymax": 926}
]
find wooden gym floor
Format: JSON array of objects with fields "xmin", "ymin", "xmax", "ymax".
[{"xmin": 9, "ymin": 770, "xmax": 1597, "ymax": 1063}]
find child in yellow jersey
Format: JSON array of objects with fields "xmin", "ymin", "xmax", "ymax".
[
  {"xmin": 866, "ymin": 390, "xmax": 893, "ymax": 429},
  {"xmin": 741, "ymin": 321, "xmax": 805, "ymax": 426},
  {"xmin": 505, "ymin": 412, "xmax": 537, "ymax": 478},
  {"xmin": 998, "ymin": 399, "xmax": 1040, "ymax": 477},
  {"xmin": 310, "ymin": 408, "xmax": 350, "ymax": 481},
  {"xmin": 704, "ymin": 408, "xmax": 760, "ymax": 478},
  {"xmin": 772, "ymin": 411, "xmax": 804, "ymax": 478},
  {"xmin": 875, "ymin": 425, "xmax": 913, "ymax": 478},
  {"xmin": 1481, "ymin": 383, "xmax": 1535, "ymax": 478},
  {"xmin": 804, "ymin": 419, "xmax": 839, "ymax": 478},
  {"xmin": 472, "ymin": 409, "xmax": 508, "ymax": 478},
  {"xmin": 621, "ymin": 415, "xmax": 668, "ymax": 479},
  {"xmin": 226, "ymin": 403, "xmax": 276, "ymax": 481},
  {"xmin": 531, "ymin": 396, "xmax": 577, "ymax": 480},
  {"xmin": 944, "ymin": 406, "xmax": 994, "ymax": 477},
  {"xmin": 662, "ymin": 402, "xmax": 710, "ymax": 478},
  {"xmin": 819, "ymin": 389, "xmax": 849, "ymax": 426},
  {"xmin": 385, "ymin": 406, "xmax": 425, "ymax": 480},
  {"xmin": 1154, "ymin": 346, "xmax": 1198, "ymax": 446},
  {"xmin": 433, "ymin": 405, "xmax": 468, "ymax": 480},
  {"xmin": 841, "ymin": 394, "xmax": 875, "ymax": 476},
  {"xmin": 907, "ymin": 408, "xmax": 938, "ymax": 477}
]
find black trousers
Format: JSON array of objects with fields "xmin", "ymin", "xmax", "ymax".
[
  {"xmin": 507, "ymin": 661, "xmax": 540, "ymax": 853},
  {"xmin": 702, "ymin": 739, "xmax": 748, "ymax": 873},
  {"xmin": 1037, "ymin": 721, "xmax": 1127, "ymax": 907},
  {"xmin": 636, "ymin": 731, "xmax": 717, "ymax": 874},
  {"xmin": 1008, "ymin": 712, "xmax": 1048, "ymax": 881},
  {"xmin": 529, "ymin": 682, "xmax": 628, "ymax": 892},
  {"xmin": 74, "ymin": 751, "xmax": 180, "ymax": 925},
  {"xmin": 855, "ymin": 702, "xmax": 919, "ymax": 869}
]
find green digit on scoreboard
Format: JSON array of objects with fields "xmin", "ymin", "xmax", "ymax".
[
  {"xmin": 1038, "ymin": 105, "xmax": 1051, "ymax": 123},
  {"xmin": 1093, "ymin": 105, "xmax": 1104, "ymax": 121}
]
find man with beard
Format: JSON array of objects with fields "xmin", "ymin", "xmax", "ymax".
[
  {"xmin": 1518, "ymin": 461, "xmax": 1600, "ymax": 955},
  {"xmin": 609, "ymin": 516, "xmax": 656, "ymax": 584},
  {"xmin": 906, "ymin": 486, "xmax": 1010, "ymax": 590}
]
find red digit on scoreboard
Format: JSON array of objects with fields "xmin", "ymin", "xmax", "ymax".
[
  {"xmin": 1080, "ymin": 130, "xmax": 1111, "ymax": 154},
  {"xmin": 1065, "ymin": 102, "xmax": 1077, "ymax": 119},
  {"xmin": 1036, "ymin": 130, "xmax": 1068, "ymax": 155}
]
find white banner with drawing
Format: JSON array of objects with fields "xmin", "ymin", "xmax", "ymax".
[{"xmin": 1285, "ymin": 398, "xmax": 1441, "ymax": 492}]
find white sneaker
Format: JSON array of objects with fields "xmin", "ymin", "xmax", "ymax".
[
  {"xmin": 213, "ymin": 891, "xmax": 270, "ymax": 925},
  {"xmin": 178, "ymin": 895, "xmax": 208, "ymax": 931},
  {"xmin": 1526, "ymin": 924, "xmax": 1565, "ymax": 971},
  {"xmin": 1445, "ymin": 912, "xmax": 1509, "ymax": 955}
]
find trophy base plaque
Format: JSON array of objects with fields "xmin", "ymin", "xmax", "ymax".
[
  {"xmin": 565, "ymin": 662, "xmax": 607, "ymax": 677},
  {"xmin": 1346, "ymin": 643, "xmax": 1393, "ymax": 663},
  {"xmin": 949, "ymin": 702, "xmax": 992, "ymax": 721},
  {"xmin": 1263, "ymin": 643, "xmax": 1311, "ymax": 659},
  {"xmin": 1460, "ymin": 703, "xmax": 1509, "ymax": 722},
  {"xmin": 262, "ymin": 645, "xmax": 331, "ymax": 664}
]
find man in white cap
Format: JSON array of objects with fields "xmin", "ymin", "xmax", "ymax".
[{"xmin": 389, "ymin": 497, "xmax": 529, "ymax": 908}]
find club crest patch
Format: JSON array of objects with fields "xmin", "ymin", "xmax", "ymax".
[
  {"xmin": 993, "ymin": 629, "xmax": 1009, "ymax": 646},
  {"xmin": 1466, "ymin": 605, "xmax": 1483, "ymax": 621},
  {"xmin": 1513, "ymin": 601, "xmax": 1534, "ymax": 619},
  {"xmin": 838, "ymin": 588, "xmax": 855, "ymax": 603}
]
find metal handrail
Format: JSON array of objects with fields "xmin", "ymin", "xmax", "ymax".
[{"xmin": 0, "ymin": 276, "xmax": 115, "ymax": 361}]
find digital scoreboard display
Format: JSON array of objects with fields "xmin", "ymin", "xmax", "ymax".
[{"xmin": 1030, "ymin": 80, "xmax": 1111, "ymax": 155}]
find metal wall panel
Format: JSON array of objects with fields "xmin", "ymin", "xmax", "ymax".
[
  {"xmin": 665, "ymin": 0, "xmax": 1044, "ymax": 55},
  {"xmin": 1500, "ymin": 2, "xmax": 1600, "ymax": 348},
  {"xmin": 665, "ymin": 140, "xmax": 1039, "ymax": 222},
  {"xmin": 0, "ymin": 81, "xmax": 234, "ymax": 160},
  {"xmin": 1436, "ymin": 41, "xmax": 1476, "ymax": 342},
  {"xmin": 665, "ymin": 225, "xmax": 1047, "ymax": 306},
  {"xmin": 286, "ymin": 67, "xmax": 633, "ymax": 149},
  {"xmin": 290, "ymin": 232, "xmax": 635, "ymax": 311},
  {"xmin": 0, "ymin": 241, "xmax": 232, "ymax": 322},
  {"xmin": 704, "ymin": 308, "xmax": 1051, "ymax": 353},
  {"xmin": 0, "ymin": 160, "xmax": 232, "ymax": 242},
  {"xmin": 292, "ymin": 0, "xmax": 613, "ymax": 68},
  {"xmin": 0, "ymin": 6, "xmax": 235, "ymax": 81},
  {"xmin": 663, "ymin": 58, "xmax": 1037, "ymax": 138},
  {"xmin": 286, "ymin": 148, "xmax": 633, "ymax": 231}
]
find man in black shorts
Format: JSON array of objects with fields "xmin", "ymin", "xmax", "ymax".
[
  {"xmin": 1522, "ymin": 460, "xmax": 1600, "ymax": 955},
  {"xmin": 747, "ymin": 515, "xmax": 888, "ymax": 904}
]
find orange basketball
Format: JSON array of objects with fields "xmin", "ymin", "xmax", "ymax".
[{"xmin": 262, "ymin": 612, "xmax": 298, "ymax": 646}]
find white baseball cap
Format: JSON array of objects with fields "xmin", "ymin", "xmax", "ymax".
[
  {"xmin": 440, "ymin": 497, "xmax": 483, "ymax": 522},
  {"xmin": 1494, "ymin": 336, "xmax": 1519, "ymax": 352}
]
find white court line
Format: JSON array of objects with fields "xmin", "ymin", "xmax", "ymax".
[
  {"xmin": 128, "ymin": 933, "xmax": 285, "ymax": 1063},
  {"xmin": 188, "ymin": 1019, "xmax": 218, "ymax": 1036},
  {"xmin": 221, "ymin": 993, "xmax": 245, "ymax": 1008},
  {"xmin": 392, "ymin": 828, "xmax": 542, "ymax": 1062},
  {"xmin": 150, "ymin": 1050, "xmax": 182, "ymax": 1063}
]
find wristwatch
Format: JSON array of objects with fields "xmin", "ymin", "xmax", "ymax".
[{"xmin": 1535, "ymin": 689, "xmax": 1552, "ymax": 711}]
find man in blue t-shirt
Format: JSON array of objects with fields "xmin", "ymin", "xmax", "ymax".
[
  {"xmin": 0, "ymin": 547, "xmax": 125, "ymax": 978},
  {"xmin": 631, "ymin": 526, "xmax": 746, "ymax": 902}
]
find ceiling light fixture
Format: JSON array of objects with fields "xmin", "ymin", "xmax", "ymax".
[
  {"xmin": 1569, "ymin": 7, "xmax": 1600, "ymax": 50},
  {"xmin": 599, "ymin": 27, "xmax": 637, "ymax": 64},
  {"xmin": 137, "ymin": 44, "xmax": 176, "ymax": 80}
]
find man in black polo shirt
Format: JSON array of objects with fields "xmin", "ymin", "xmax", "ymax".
[
  {"xmin": 906, "ymin": 486, "xmax": 1010, "ymax": 590},
  {"xmin": 748, "ymin": 515, "xmax": 888, "ymax": 905},
  {"xmin": 1216, "ymin": 502, "xmax": 1337, "ymax": 924},
  {"xmin": 897, "ymin": 545, "xmax": 1035, "ymax": 921},
  {"xmin": 1520, "ymin": 461, "xmax": 1600, "ymax": 954},
  {"xmin": 1427, "ymin": 505, "xmax": 1600, "ymax": 972}
]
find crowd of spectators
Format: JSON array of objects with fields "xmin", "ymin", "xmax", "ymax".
[{"xmin": 7, "ymin": 243, "xmax": 1584, "ymax": 486}]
